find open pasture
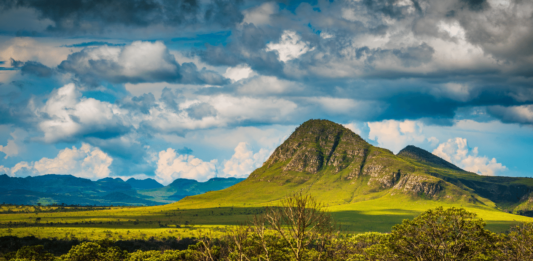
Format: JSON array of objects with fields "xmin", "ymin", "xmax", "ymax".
[{"xmin": 2, "ymin": 194, "xmax": 533, "ymax": 241}]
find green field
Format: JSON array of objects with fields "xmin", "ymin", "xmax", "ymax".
[{"xmin": 2, "ymin": 191, "xmax": 532, "ymax": 242}]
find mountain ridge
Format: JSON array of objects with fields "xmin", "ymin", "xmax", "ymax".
[
  {"xmin": 177, "ymin": 119, "xmax": 533, "ymax": 216},
  {"xmin": 0, "ymin": 174, "xmax": 244, "ymax": 206}
]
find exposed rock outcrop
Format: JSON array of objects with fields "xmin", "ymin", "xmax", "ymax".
[
  {"xmin": 265, "ymin": 119, "xmax": 369, "ymax": 174},
  {"xmin": 393, "ymin": 174, "xmax": 442, "ymax": 197}
]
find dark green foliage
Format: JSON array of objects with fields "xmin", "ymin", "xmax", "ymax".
[
  {"xmin": 4, "ymin": 245, "xmax": 54, "ymax": 261},
  {"xmin": 385, "ymin": 207, "xmax": 498, "ymax": 260},
  {"xmin": 60, "ymin": 240, "xmax": 129, "ymax": 261},
  {"xmin": 496, "ymin": 223, "xmax": 533, "ymax": 260}
]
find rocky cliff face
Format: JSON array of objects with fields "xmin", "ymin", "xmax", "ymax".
[{"xmin": 266, "ymin": 119, "xmax": 369, "ymax": 174}]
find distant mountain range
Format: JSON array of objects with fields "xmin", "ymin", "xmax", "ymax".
[{"xmin": 0, "ymin": 174, "xmax": 244, "ymax": 206}]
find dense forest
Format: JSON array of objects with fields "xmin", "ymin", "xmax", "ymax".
[{"xmin": 1, "ymin": 193, "xmax": 532, "ymax": 260}]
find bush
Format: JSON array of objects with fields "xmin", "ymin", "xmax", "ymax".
[
  {"xmin": 386, "ymin": 207, "xmax": 498, "ymax": 261},
  {"xmin": 60, "ymin": 241, "xmax": 129, "ymax": 261},
  {"xmin": 496, "ymin": 222, "xmax": 533, "ymax": 260},
  {"xmin": 4, "ymin": 245, "xmax": 54, "ymax": 261}
]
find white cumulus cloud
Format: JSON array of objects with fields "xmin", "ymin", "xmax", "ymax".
[
  {"xmin": 368, "ymin": 120, "xmax": 437, "ymax": 153},
  {"xmin": 0, "ymin": 129, "xmax": 27, "ymax": 159},
  {"xmin": 6, "ymin": 143, "xmax": 113, "ymax": 179},
  {"xmin": 432, "ymin": 137, "xmax": 506, "ymax": 176},
  {"xmin": 266, "ymin": 31, "xmax": 314, "ymax": 62},
  {"xmin": 36, "ymin": 83, "xmax": 129, "ymax": 143},
  {"xmin": 155, "ymin": 148, "xmax": 218, "ymax": 185},
  {"xmin": 222, "ymin": 142, "xmax": 270, "ymax": 178}
]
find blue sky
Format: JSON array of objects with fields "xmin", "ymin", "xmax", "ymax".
[{"xmin": 0, "ymin": 0, "xmax": 532, "ymax": 185}]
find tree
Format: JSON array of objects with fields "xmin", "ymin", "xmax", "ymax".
[
  {"xmin": 60, "ymin": 241, "xmax": 129, "ymax": 261},
  {"xmin": 386, "ymin": 207, "xmax": 498, "ymax": 261},
  {"xmin": 264, "ymin": 192, "xmax": 334, "ymax": 261},
  {"xmin": 496, "ymin": 222, "xmax": 533, "ymax": 260},
  {"xmin": 7, "ymin": 245, "xmax": 54, "ymax": 261}
]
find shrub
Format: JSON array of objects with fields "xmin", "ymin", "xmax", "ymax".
[
  {"xmin": 5, "ymin": 245, "xmax": 54, "ymax": 261},
  {"xmin": 386, "ymin": 207, "xmax": 498, "ymax": 261},
  {"xmin": 60, "ymin": 241, "xmax": 129, "ymax": 261},
  {"xmin": 496, "ymin": 222, "xmax": 533, "ymax": 260}
]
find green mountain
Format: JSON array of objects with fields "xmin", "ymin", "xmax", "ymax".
[
  {"xmin": 0, "ymin": 174, "xmax": 243, "ymax": 206},
  {"xmin": 126, "ymin": 178, "xmax": 163, "ymax": 190},
  {"xmin": 175, "ymin": 119, "xmax": 533, "ymax": 222},
  {"xmin": 137, "ymin": 177, "xmax": 245, "ymax": 203}
]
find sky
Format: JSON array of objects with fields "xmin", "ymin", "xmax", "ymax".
[{"xmin": 0, "ymin": 0, "xmax": 532, "ymax": 185}]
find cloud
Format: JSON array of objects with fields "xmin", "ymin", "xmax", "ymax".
[
  {"xmin": 242, "ymin": 2, "xmax": 277, "ymax": 26},
  {"xmin": 0, "ymin": 129, "xmax": 27, "ymax": 159},
  {"xmin": 224, "ymin": 64, "xmax": 254, "ymax": 82},
  {"xmin": 266, "ymin": 30, "xmax": 314, "ymax": 62},
  {"xmin": 222, "ymin": 142, "xmax": 270, "ymax": 178},
  {"xmin": 432, "ymin": 137, "xmax": 506, "ymax": 176},
  {"xmin": 6, "ymin": 143, "xmax": 113, "ymax": 179},
  {"xmin": 368, "ymin": 120, "xmax": 438, "ymax": 153},
  {"xmin": 36, "ymin": 83, "xmax": 130, "ymax": 143},
  {"xmin": 155, "ymin": 141, "xmax": 271, "ymax": 184},
  {"xmin": 487, "ymin": 105, "xmax": 533, "ymax": 125},
  {"xmin": 155, "ymin": 148, "xmax": 217, "ymax": 184},
  {"xmin": 58, "ymin": 41, "xmax": 228, "ymax": 86},
  {"xmin": 342, "ymin": 123, "xmax": 362, "ymax": 135},
  {"xmin": 0, "ymin": 0, "xmax": 244, "ymax": 35}
]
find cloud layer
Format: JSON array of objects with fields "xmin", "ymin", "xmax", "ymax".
[{"xmin": 0, "ymin": 0, "xmax": 530, "ymax": 181}]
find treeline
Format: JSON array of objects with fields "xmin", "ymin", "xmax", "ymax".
[
  {"xmin": 0, "ymin": 204, "xmax": 119, "ymax": 214},
  {"xmin": 0, "ymin": 236, "xmax": 196, "ymax": 257},
  {"xmin": 2, "ymin": 193, "xmax": 533, "ymax": 260}
]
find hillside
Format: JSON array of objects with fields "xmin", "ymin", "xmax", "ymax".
[
  {"xmin": 174, "ymin": 119, "xmax": 533, "ymax": 222},
  {"xmin": 137, "ymin": 177, "xmax": 245, "ymax": 203},
  {"xmin": 0, "ymin": 175, "xmax": 244, "ymax": 206}
]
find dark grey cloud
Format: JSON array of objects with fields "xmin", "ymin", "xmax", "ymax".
[
  {"xmin": 160, "ymin": 87, "xmax": 180, "ymax": 111},
  {"xmin": 10, "ymin": 58, "xmax": 24, "ymax": 68},
  {"xmin": 118, "ymin": 93, "xmax": 157, "ymax": 114},
  {"xmin": 20, "ymin": 61, "xmax": 55, "ymax": 77},
  {"xmin": 0, "ymin": 0, "xmax": 244, "ymax": 35},
  {"xmin": 186, "ymin": 102, "xmax": 217, "ymax": 119},
  {"xmin": 57, "ymin": 42, "xmax": 229, "ymax": 87},
  {"xmin": 198, "ymin": 23, "xmax": 285, "ymax": 76},
  {"xmin": 9, "ymin": 59, "xmax": 55, "ymax": 77},
  {"xmin": 486, "ymin": 105, "xmax": 533, "ymax": 125},
  {"xmin": 62, "ymin": 41, "xmax": 126, "ymax": 48},
  {"xmin": 356, "ymin": 43, "xmax": 435, "ymax": 68}
]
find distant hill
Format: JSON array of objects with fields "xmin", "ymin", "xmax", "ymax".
[
  {"xmin": 138, "ymin": 177, "xmax": 245, "ymax": 203},
  {"xmin": 0, "ymin": 174, "xmax": 243, "ymax": 206},
  {"xmin": 175, "ymin": 119, "xmax": 533, "ymax": 217},
  {"xmin": 126, "ymin": 178, "xmax": 163, "ymax": 190}
]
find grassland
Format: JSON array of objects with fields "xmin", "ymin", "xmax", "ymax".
[{"xmin": 2, "ymin": 190, "xmax": 532, "ymax": 243}]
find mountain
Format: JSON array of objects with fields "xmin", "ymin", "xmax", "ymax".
[
  {"xmin": 126, "ymin": 178, "xmax": 163, "ymax": 190},
  {"xmin": 175, "ymin": 119, "xmax": 533, "ymax": 217},
  {"xmin": 137, "ymin": 177, "xmax": 245, "ymax": 203},
  {"xmin": 0, "ymin": 174, "xmax": 243, "ymax": 206}
]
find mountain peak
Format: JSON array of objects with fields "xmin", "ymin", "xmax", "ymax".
[
  {"xmin": 397, "ymin": 145, "xmax": 463, "ymax": 171},
  {"xmin": 264, "ymin": 119, "xmax": 369, "ymax": 173}
]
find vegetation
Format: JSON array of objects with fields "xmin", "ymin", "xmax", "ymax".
[{"xmin": 2, "ymin": 194, "xmax": 533, "ymax": 260}]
